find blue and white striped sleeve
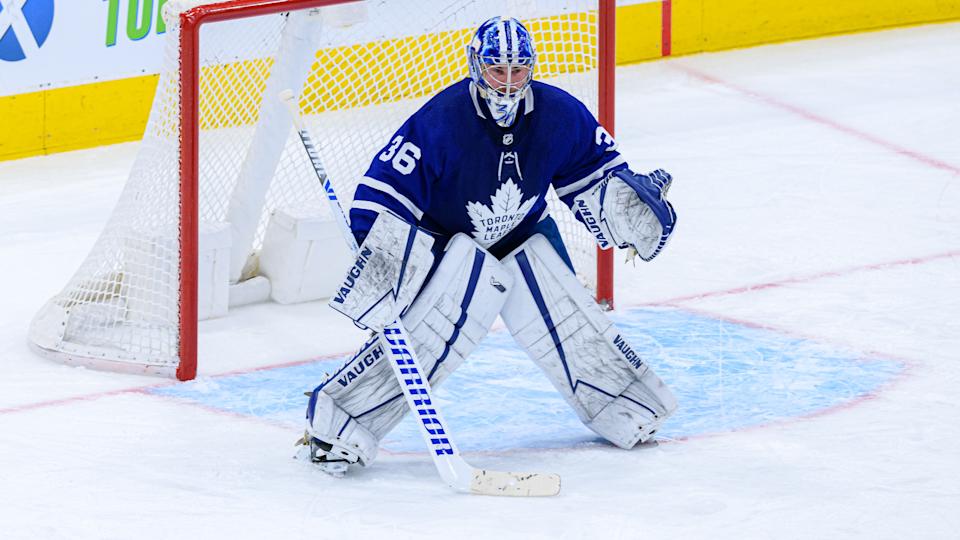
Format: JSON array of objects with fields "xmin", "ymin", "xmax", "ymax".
[
  {"xmin": 551, "ymin": 101, "xmax": 628, "ymax": 208},
  {"xmin": 350, "ymin": 123, "xmax": 432, "ymax": 245}
]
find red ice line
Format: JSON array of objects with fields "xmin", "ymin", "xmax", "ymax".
[
  {"xmin": 0, "ymin": 386, "xmax": 155, "ymax": 416},
  {"xmin": 674, "ymin": 64, "xmax": 960, "ymax": 176},
  {"xmin": 0, "ymin": 352, "xmax": 345, "ymax": 416},
  {"xmin": 647, "ymin": 249, "xmax": 960, "ymax": 306}
]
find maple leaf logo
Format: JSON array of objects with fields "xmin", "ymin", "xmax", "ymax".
[{"xmin": 466, "ymin": 178, "xmax": 537, "ymax": 248}]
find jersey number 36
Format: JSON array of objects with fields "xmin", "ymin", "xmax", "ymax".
[{"xmin": 378, "ymin": 135, "xmax": 422, "ymax": 175}]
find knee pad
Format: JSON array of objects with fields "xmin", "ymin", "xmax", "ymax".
[
  {"xmin": 500, "ymin": 234, "xmax": 677, "ymax": 449},
  {"xmin": 306, "ymin": 234, "xmax": 513, "ymax": 464}
]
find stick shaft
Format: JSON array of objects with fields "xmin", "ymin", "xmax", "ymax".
[
  {"xmin": 282, "ymin": 91, "xmax": 560, "ymax": 497},
  {"xmin": 282, "ymin": 92, "xmax": 475, "ymax": 490}
]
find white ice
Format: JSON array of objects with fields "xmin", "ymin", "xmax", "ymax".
[{"xmin": 1, "ymin": 22, "xmax": 959, "ymax": 539}]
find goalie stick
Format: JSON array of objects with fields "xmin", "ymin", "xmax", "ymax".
[{"xmin": 281, "ymin": 89, "xmax": 561, "ymax": 497}]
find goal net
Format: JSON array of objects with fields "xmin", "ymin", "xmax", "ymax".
[{"xmin": 29, "ymin": 0, "xmax": 614, "ymax": 380}]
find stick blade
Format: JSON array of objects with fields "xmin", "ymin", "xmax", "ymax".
[{"xmin": 470, "ymin": 470, "xmax": 561, "ymax": 497}]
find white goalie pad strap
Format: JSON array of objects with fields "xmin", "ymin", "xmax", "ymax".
[
  {"xmin": 328, "ymin": 211, "xmax": 435, "ymax": 331},
  {"xmin": 308, "ymin": 235, "xmax": 513, "ymax": 465},
  {"xmin": 573, "ymin": 169, "xmax": 676, "ymax": 261},
  {"xmin": 500, "ymin": 234, "xmax": 678, "ymax": 449}
]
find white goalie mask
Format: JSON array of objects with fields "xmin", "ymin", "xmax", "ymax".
[{"xmin": 467, "ymin": 16, "xmax": 537, "ymax": 127}]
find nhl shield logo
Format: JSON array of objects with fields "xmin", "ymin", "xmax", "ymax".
[{"xmin": 503, "ymin": 133, "xmax": 514, "ymax": 145}]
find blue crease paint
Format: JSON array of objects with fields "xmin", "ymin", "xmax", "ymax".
[{"xmin": 150, "ymin": 307, "xmax": 903, "ymax": 452}]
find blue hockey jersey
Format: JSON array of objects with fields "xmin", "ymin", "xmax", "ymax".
[{"xmin": 350, "ymin": 78, "xmax": 627, "ymax": 259}]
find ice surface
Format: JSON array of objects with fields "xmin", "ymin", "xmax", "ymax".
[
  {"xmin": 152, "ymin": 308, "xmax": 904, "ymax": 453},
  {"xmin": 1, "ymin": 22, "xmax": 958, "ymax": 540}
]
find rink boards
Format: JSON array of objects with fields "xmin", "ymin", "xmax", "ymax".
[{"xmin": 3, "ymin": 0, "xmax": 959, "ymax": 160}]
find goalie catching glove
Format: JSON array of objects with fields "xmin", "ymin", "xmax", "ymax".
[
  {"xmin": 328, "ymin": 211, "xmax": 435, "ymax": 331},
  {"xmin": 574, "ymin": 168, "xmax": 676, "ymax": 261}
]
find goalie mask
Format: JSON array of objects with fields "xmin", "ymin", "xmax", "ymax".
[{"xmin": 467, "ymin": 16, "xmax": 537, "ymax": 128}]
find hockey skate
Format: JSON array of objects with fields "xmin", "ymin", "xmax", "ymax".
[{"xmin": 294, "ymin": 431, "xmax": 362, "ymax": 477}]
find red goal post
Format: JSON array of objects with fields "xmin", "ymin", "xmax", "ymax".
[{"xmin": 30, "ymin": 0, "xmax": 617, "ymax": 381}]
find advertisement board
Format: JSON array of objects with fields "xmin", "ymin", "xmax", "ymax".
[
  {"xmin": 0, "ymin": 0, "xmax": 656, "ymax": 97},
  {"xmin": 0, "ymin": 0, "xmax": 169, "ymax": 96}
]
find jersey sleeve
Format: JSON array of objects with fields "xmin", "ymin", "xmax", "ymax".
[
  {"xmin": 350, "ymin": 117, "xmax": 434, "ymax": 245},
  {"xmin": 551, "ymin": 99, "xmax": 628, "ymax": 208}
]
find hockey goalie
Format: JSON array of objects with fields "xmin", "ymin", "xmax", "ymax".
[{"xmin": 299, "ymin": 16, "xmax": 679, "ymax": 475}]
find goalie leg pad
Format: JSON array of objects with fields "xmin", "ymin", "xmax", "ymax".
[
  {"xmin": 500, "ymin": 234, "xmax": 678, "ymax": 449},
  {"xmin": 328, "ymin": 210, "xmax": 435, "ymax": 332},
  {"xmin": 306, "ymin": 234, "xmax": 513, "ymax": 466}
]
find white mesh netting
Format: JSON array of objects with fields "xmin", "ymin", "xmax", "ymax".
[{"xmin": 29, "ymin": 0, "xmax": 606, "ymax": 376}]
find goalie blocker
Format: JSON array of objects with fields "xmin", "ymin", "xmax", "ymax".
[
  {"xmin": 327, "ymin": 210, "xmax": 435, "ymax": 332},
  {"xmin": 304, "ymin": 233, "xmax": 513, "ymax": 470}
]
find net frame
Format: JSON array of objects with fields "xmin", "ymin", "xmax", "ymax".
[
  {"xmin": 178, "ymin": 0, "xmax": 616, "ymax": 380},
  {"xmin": 32, "ymin": 0, "xmax": 616, "ymax": 381}
]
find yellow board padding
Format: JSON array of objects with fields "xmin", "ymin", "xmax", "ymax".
[
  {"xmin": 674, "ymin": 0, "xmax": 960, "ymax": 54},
  {"xmin": 45, "ymin": 75, "xmax": 158, "ymax": 154},
  {"xmin": 615, "ymin": 1, "xmax": 664, "ymax": 64},
  {"xmin": 0, "ymin": 76, "xmax": 159, "ymax": 161},
  {"xmin": 198, "ymin": 59, "xmax": 273, "ymax": 130},
  {"xmin": 195, "ymin": 12, "xmax": 600, "ymax": 129},
  {"xmin": 302, "ymin": 13, "xmax": 599, "ymax": 114},
  {"xmin": 671, "ymin": 0, "xmax": 705, "ymax": 57},
  {"xmin": 299, "ymin": 30, "xmax": 474, "ymax": 116},
  {"xmin": 0, "ymin": 92, "xmax": 45, "ymax": 161}
]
